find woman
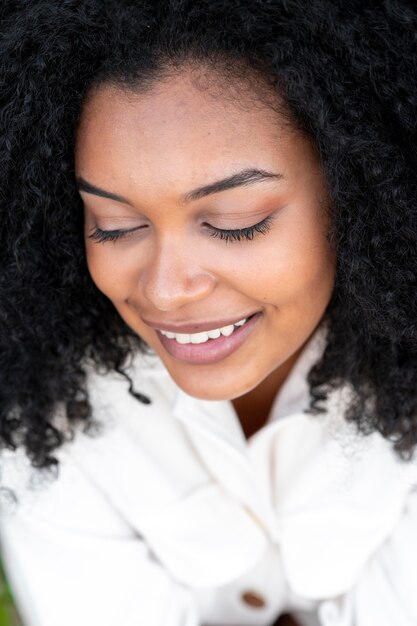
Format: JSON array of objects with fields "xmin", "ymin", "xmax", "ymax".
[{"xmin": 0, "ymin": 1, "xmax": 416, "ymax": 625}]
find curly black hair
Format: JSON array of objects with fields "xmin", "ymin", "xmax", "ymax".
[{"xmin": 0, "ymin": 0, "xmax": 416, "ymax": 481}]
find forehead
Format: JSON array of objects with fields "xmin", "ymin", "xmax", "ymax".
[{"xmin": 74, "ymin": 70, "xmax": 305, "ymax": 201}]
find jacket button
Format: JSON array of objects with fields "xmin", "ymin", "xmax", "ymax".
[{"xmin": 240, "ymin": 590, "xmax": 267, "ymax": 608}]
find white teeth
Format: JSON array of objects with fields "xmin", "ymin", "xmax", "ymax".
[
  {"xmin": 219, "ymin": 324, "xmax": 234, "ymax": 337},
  {"xmin": 207, "ymin": 328, "xmax": 221, "ymax": 339},
  {"xmin": 175, "ymin": 334, "xmax": 190, "ymax": 344},
  {"xmin": 159, "ymin": 316, "xmax": 248, "ymax": 344},
  {"xmin": 190, "ymin": 332, "xmax": 210, "ymax": 344}
]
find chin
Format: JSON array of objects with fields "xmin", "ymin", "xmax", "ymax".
[
  {"xmin": 161, "ymin": 352, "xmax": 265, "ymax": 401},
  {"xmin": 177, "ymin": 382, "xmax": 231, "ymax": 401},
  {"xmin": 167, "ymin": 370, "xmax": 224, "ymax": 399},
  {"xmin": 172, "ymin": 372, "xmax": 255, "ymax": 402}
]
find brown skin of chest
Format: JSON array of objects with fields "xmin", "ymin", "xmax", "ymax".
[
  {"xmin": 275, "ymin": 614, "xmax": 302, "ymax": 626},
  {"xmin": 233, "ymin": 395, "xmax": 272, "ymax": 439}
]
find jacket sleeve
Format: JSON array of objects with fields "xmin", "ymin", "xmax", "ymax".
[
  {"xmin": 317, "ymin": 482, "xmax": 417, "ymax": 626},
  {"xmin": 0, "ymin": 456, "xmax": 200, "ymax": 626}
]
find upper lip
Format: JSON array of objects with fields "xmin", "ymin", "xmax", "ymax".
[{"xmin": 142, "ymin": 312, "xmax": 258, "ymax": 334}]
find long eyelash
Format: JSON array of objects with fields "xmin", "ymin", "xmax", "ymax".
[
  {"xmin": 208, "ymin": 215, "xmax": 274, "ymax": 243},
  {"xmin": 88, "ymin": 215, "xmax": 274, "ymax": 245},
  {"xmin": 87, "ymin": 227, "xmax": 139, "ymax": 243}
]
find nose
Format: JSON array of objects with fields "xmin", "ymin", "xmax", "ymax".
[{"xmin": 140, "ymin": 238, "xmax": 216, "ymax": 312}]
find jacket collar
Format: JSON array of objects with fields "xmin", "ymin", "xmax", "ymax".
[
  {"xmin": 171, "ymin": 321, "xmax": 328, "ymax": 448},
  {"xmin": 169, "ymin": 323, "xmax": 328, "ymax": 533}
]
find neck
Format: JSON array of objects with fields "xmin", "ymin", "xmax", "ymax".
[{"xmin": 232, "ymin": 346, "xmax": 303, "ymax": 440}]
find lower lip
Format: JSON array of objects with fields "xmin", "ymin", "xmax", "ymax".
[{"xmin": 157, "ymin": 312, "xmax": 263, "ymax": 364}]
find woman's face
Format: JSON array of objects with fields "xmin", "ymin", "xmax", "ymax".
[{"xmin": 75, "ymin": 69, "xmax": 335, "ymax": 401}]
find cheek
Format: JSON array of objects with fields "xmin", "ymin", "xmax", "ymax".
[
  {"xmin": 85, "ymin": 244, "xmax": 138, "ymax": 302},
  {"xmin": 227, "ymin": 222, "xmax": 335, "ymax": 307}
]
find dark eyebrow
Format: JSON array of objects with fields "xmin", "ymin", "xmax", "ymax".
[
  {"xmin": 76, "ymin": 168, "xmax": 284, "ymax": 206},
  {"xmin": 77, "ymin": 177, "xmax": 130, "ymax": 204},
  {"xmin": 181, "ymin": 168, "xmax": 284, "ymax": 204}
]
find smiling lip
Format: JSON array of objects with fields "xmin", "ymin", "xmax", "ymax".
[
  {"xmin": 156, "ymin": 311, "xmax": 263, "ymax": 364},
  {"xmin": 142, "ymin": 313, "xmax": 260, "ymax": 334}
]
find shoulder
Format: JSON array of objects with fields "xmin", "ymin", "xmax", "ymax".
[{"xmin": 0, "ymin": 349, "xmax": 208, "ymax": 525}]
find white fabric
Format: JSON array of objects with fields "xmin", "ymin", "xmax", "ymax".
[{"xmin": 0, "ymin": 326, "xmax": 416, "ymax": 626}]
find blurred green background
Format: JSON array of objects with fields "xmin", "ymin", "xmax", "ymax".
[{"xmin": 0, "ymin": 560, "xmax": 22, "ymax": 626}]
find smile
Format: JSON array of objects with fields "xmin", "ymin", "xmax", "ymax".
[
  {"xmin": 156, "ymin": 312, "xmax": 262, "ymax": 364},
  {"xmin": 158, "ymin": 316, "xmax": 248, "ymax": 344}
]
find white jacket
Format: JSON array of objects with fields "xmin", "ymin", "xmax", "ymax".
[{"xmin": 1, "ymin": 327, "xmax": 416, "ymax": 626}]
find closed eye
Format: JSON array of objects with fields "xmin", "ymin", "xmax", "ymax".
[
  {"xmin": 87, "ymin": 225, "xmax": 146, "ymax": 243},
  {"xmin": 87, "ymin": 214, "xmax": 275, "ymax": 244},
  {"xmin": 205, "ymin": 215, "xmax": 274, "ymax": 243}
]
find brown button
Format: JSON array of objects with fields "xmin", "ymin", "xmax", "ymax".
[{"xmin": 240, "ymin": 590, "xmax": 267, "ymax": 608}]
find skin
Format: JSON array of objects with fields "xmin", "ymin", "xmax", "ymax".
[{"xmin": 75, "ymin": 67, "xmax": 336, "ymax": 438}]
